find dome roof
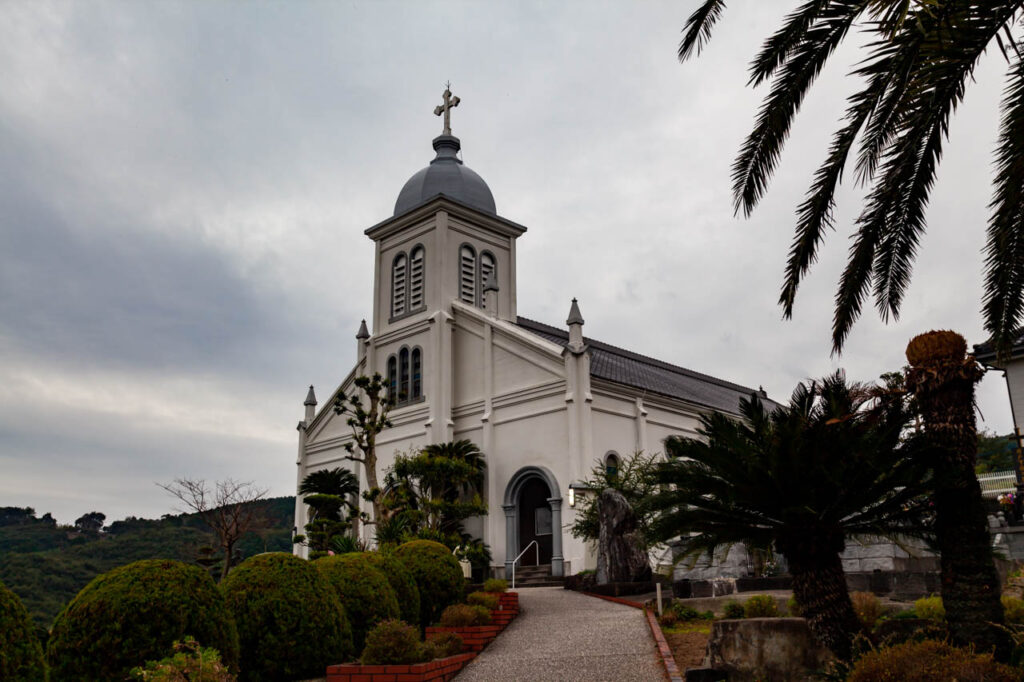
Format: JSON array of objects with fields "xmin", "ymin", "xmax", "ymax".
[{"xmin": 394, "ymin": 135, "xmax": 496, "ymax": 216}]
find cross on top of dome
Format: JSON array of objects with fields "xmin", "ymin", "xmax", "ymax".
[{"xmin": 433, "ymin": 83, "xmax": 460, "ymax": 136}]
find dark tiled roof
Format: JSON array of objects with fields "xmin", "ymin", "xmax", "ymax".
[
  {"xmin": 516, "ymin": 317, "xmax": 770, "ymax": 415},
  {"xmin": 974, "ymin": 331, "xmax": 1024, "ymax": 364}
]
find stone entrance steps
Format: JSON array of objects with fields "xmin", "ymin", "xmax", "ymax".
[{"xmin": 511, "ymin": 563, "xmax": 565, "ymax": 588}]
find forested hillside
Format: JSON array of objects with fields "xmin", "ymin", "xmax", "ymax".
[{"xmin": 0, "ymin": 496, "xmax": 295, "ymax": 628}]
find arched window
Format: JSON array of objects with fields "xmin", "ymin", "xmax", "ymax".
[
  {"xmin": 459, "ymin": 244, "xmax": 476, "ymax": 305},
  {"xmin": 479, "ymin": 251, "xmax": 496, "ymax": 310},
  {"xmin": 391, "ymin": 253, "xmax": 408, "ymax": 317},
  {"xmin": 409, "ymin": 246, "xmax": 425, "ymax": 310},
  {"xmin": 399, "ymin": 347, "xmax": 410, "ymax": 402},
  {"xmin": 411, "ymin": 347, "xmax": 422, "ymax": 399},
  {"xmin": 386, "ymin": 348, "xmax": 425, "ymax": 406},
  {"xmin": 605, "ymin": 452, "xmax": 620, "ymax": 478},
  {"xmin": 387, "ymin": 356, "xmax": 398, "ymax": 401}
]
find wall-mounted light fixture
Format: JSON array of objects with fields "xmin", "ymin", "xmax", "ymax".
[{"xmin": 568, "ymin": 482, "xmax": 593, "ymax": 508}]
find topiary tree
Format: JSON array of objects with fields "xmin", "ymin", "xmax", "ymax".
[
  {"xmin": 315, "ymin": 553, "xmax": 400, "ymax": 652},
  {"xmin": 0, "ymin": 580, "xmax": 46, "ymax": 682},
  {"xmin": 363, "ymin": 550, "xmax": 421, "ymax": 627},
  {"xmin": 393, "ymin": 540, "xmax": 464, "ymax": 629},
  {"xmin": 220, "ymin": 553, "xmax": 352, "ymax": 681},
  {"xmin": 46, "ymin": 559, "xmax": 239, "ymax": 681}
]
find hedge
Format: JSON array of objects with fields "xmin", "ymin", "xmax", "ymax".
[
  {"xmin": 363, "ymin": 550, "xmax": 421, "ymax": 626},
  {"xmin": 46, "ymin": 559, "xmax": 239, "ymax": 681},
  {"xmin": 394, "ymin": 540, "xmax": 464, "ymax": 628},
  {"xmin": 220, "ymin": 553, "xmax": 352, "ymax": 681},
  {"xmin": 315, "ymin": 553, "xmax": 400, "ymax": 651},
  {"xmin": 0, "ymin": 580, "xmax": 46, "ymax": 681}
]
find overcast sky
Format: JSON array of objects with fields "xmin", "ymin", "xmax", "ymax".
[{"xmin": 1, "ymin": 1, "xmax": 1016, "ymax": 525}]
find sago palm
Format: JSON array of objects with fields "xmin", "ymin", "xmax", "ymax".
[
  {"xmin": 647, "ymin": 373, "xmax": 930, "ymax": 660},
  {"xmin": 681, "ymin": 0, "xmax": 1024, "ymax": 357}
]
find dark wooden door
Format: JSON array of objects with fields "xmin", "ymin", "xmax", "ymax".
[{"xmin": 517, "ymin": 478, "xmax": 553, "ymax": 566}]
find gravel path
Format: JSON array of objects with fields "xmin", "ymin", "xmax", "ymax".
[{"xmin": 454, "ymin": 587, "xmax": 665, "ymax": 681}]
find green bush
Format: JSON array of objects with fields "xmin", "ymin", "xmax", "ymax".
[
  {"xmin": 786, "ymin": 595, "xmax": 802, "ymax": 617},
  {"xmin": 47, "ymin": 559, "xmax": 239, "ymax": 681},
  {"xmin": 439, "ymin": 603, "xmax": 492, "ymax": 627},
  {"xmin": 466, "ymin": 591, "xmax": 499, "ymax": 610},
  {"xmin": 723, "ymin": 600, "xmax": 745, "ymax": 619},
  {"xmin": 743, "ymin": 594, "xmax": 778, "ymax": 618},
  {"xmin": 361, "ymin": 620, "xmax": 428, "ymax": 665},
  {"xmin": 363, "ymin": 550, "xmax": 421, "ymax": 626},
  {"xmin": 427, "ymin": 631, "xmax": 463, "ymax": 658},
  {"xmin": 220, "ymin": 553, "xmax": 352, "ymax": 681},
  {"xmin": 669, "ymin": 603, "xmax": 713, "ymax": 621},
  {"xmin": 851, "ymin": 591, "xmax": 884, "ymax": 630},
  {"xmin": 483, "ymin": 578, "xmax": 508, "ymax": 593},
  {"xmin": 1004, "ymin": 595, "xmax": 1024, "ymax": 624},
  {"xmin": 130, "ymin": 636, "xmax": 234, "ymax": 681},
  {"xmin": 394, "ymin": 540, "xmax": 464, "ymax": 628},
  {"xmin": 0, "ymin": 580, "xmax": 46, "ymax": 681},
  {"xmin": 914, "ymin": 595, "xmax": 945, "ymax": 621},
  {"xmin": 316, "ymin": 553, "xmax": 400, "ymax": 651},
  {"xmin": 848, "ymin": 639, "xmax": 1021, "ymax": 681}
]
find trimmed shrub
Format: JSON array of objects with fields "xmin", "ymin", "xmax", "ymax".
[
  {"xmin": 361, "ymin": 620, "xmax": 426, "ymax": 665},
  {"xmin": 1004, "ymin": 595, "xmax": 1024, "ymax": 624},
  {"xmin": 427, "ymin": 631, "xmax": 463, "ymax": 658},
  {"xmin": 466, "ymin": 591, "xmax": 500, "ymax": 610},
  {"xmin": 723, "ymin": 600, "xmax": 745, "ymax": 619},
  {"xmin": 848, "ymin": 640, "xmax": 1021, "ymax": 682},
  {"xmin": 47, "ymin": 559, "xmax": 239, "ymax": 681},
  {"xmin": 851, "ymin": 591, "xmax": 884, "ymax": 630},
  {"xmin": 130, "ymin": 636, "xmax": 234, "ymax": 681},
  {"xmin": 0, "ymin": 580, "xmax": 46, "ymax": 681},
  {"xmin": 395, "ymin": 540, "xmax": 464, "ymax": 628},
  {"xmin": 786, "ymin": 595, "xmax": 802, "ymax": 617},
  {"xmin": 316, "ymin": 553, "xmax": 400, "ymax": 651},
  {"xmin": 363, "ymin": 550, "xmax": 421, "ymax": 627},
  {"xmin": 743, "ymin": 594, "xmax": 778, "ymax": 618},
  {"xmin": 483, "ymin": 578, "xmax": 508, "ymax": 593},
  {"xmin": 220, "ymin": 553, "xmax": 352, "ymax": 681},
  {"xmin": 440, "ymin": 603, "xmax": 492, "ymax": 627},
  {"xmin": 914, "ymin": 595, "xmax": 945, "ymax": 621}
]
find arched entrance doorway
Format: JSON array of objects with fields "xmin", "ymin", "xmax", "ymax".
[{"xmin": 502, "ymin": 466, "xmax": 563, "ymax": 578}]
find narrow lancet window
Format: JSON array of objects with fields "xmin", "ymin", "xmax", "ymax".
[
  {"xmin": 392, "ymin": 253, "xmax": 408, "ymax": 317},
  {"xmin": 459, "ymin": 245, "xmax": 476, "ymax": 305},
  {"xmin": 479, "ymin": 252, "xmax": 496, "ymax": 310},
  {"xmin": 399, "ymin": 347, "xmax": 410, "ymax": 402},
  {"xmin": 411, "ymin": 348, "xmax": 422, "ymax": 399},
  {"xmin": 409, "ymin": 246, "xmax": 425, "ymax": 310}
]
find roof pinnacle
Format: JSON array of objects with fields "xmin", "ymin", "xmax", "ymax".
[
  {"xmin": 356, "ymin": 319, "xmax": 370, "ymax": 340},
  {"xmin": 304, "ymin": 385, "xmax": 317, "ymax": 406},
  {"xmin": 566, "ymin": 298, "xmax": 584, "ymax": 326}
]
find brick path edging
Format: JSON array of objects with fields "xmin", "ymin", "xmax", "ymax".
[
  {"xmin": 645, "ymin": 607, "xmax": 684, "ymax": 682},
  {"xmin": 580, "ymin": 590, "xmax": 683, "ymax": 681},
  {"xmin": 580, "ymin": 591, "xmax": 644, "ymax": 609}
]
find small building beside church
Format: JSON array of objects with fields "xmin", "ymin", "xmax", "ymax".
[{"xmin": 292, "ymin": 91, "xmax": 770, "ymax": 579}]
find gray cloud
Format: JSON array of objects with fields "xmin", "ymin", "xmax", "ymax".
[{"xmin": 0, "ymin": 1, "xmax": 1014, "ymax": 523}]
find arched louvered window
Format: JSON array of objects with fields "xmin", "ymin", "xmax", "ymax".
[
  {"xmin": 391, "ymin": 253, "xmax": 408, "ymax": 317},
  {"xmin": 459, "ymin": 244, "xmax": 476, "ymax": 305},
  {"xmin": 387, "ymin": 356, "xmax": 398, "ymax": 401},
  {"xmin": 479, "ymin": 251, "xmax": 496, "ymax": 310},
  {"xmin": 411, "ymin": 348, "xmax": 422, "ymax": 399},
  {"xmin": 399, "ymin": 347, "xmax": 410, "ymax": 402},
  {"xmin": 409, "ymin": 246, "xmax": 425, "ymax": 310}
]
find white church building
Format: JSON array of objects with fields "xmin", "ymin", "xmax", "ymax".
[{"xmin": 292, "ymin": 92, "xmax": 768, "ymax": 579}]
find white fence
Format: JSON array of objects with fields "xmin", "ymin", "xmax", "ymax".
[{"xmin": 978, "ymin": 470, "xmax": 1018, "ymax": 497}]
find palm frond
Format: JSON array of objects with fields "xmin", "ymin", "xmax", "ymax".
[
  {"xmin": 748, "ymin": 0, "xmax": 831, "ymax": 86},
  {"xmin": 679, "ymin": 0, "xmax": 727, "ymax": 62},
  {"xmin": 732, "ymin": 2, "xmax": 865, "ymax": 216},
  {"xmin": 983, "ymin": 47, "xmax": 1024, "ymax": 361}
]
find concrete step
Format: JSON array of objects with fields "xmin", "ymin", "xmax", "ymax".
[{"xmin": 515, "ymin": 579, "xmax": 565, "ymax": 588}]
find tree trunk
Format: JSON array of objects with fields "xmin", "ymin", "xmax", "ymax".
[
  {"xmin": 788, "ymin": 551, "xmax": 859, "ymax": 661},
  {"xmin": 906, "ymin": 330, "xmax": 1010, "ymax": 658}
]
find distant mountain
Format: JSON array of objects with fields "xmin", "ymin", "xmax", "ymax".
[{"xmin": 0, "ymin": 496, "xmax": 296, "ymax": 629}]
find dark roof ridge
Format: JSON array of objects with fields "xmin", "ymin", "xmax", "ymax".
[{"xmin": 515, "ymin": 315, "xmax": 762, "ymax": 397}]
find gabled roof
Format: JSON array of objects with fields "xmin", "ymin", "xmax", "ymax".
[
  {"xmin": 515, "ymin": 317, "xmax": 771, "ymax": 415},
  {"xmin": 973, "ymin": 331, "xmax": 1024, "ymax": 365}
]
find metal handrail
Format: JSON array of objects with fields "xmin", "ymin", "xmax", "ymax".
[{"xmin": 510, "ymin": 540, "xmax": 539, "ymax": 590}]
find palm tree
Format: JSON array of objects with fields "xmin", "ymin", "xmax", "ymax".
[
  {"xmin": 299, "ymin": 467, "xmax": 360, "ymax": 556},
  {"xmin": 680, "ymin": 1, "xmax": 1024, "ymax": 356},
  {"xmin": 905, "ymin": 330, "xmax": 1009, "ymax": 654},
  {"xmin": 647, "ymin": 373, "xmax": 929, "ymax": 660}
]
